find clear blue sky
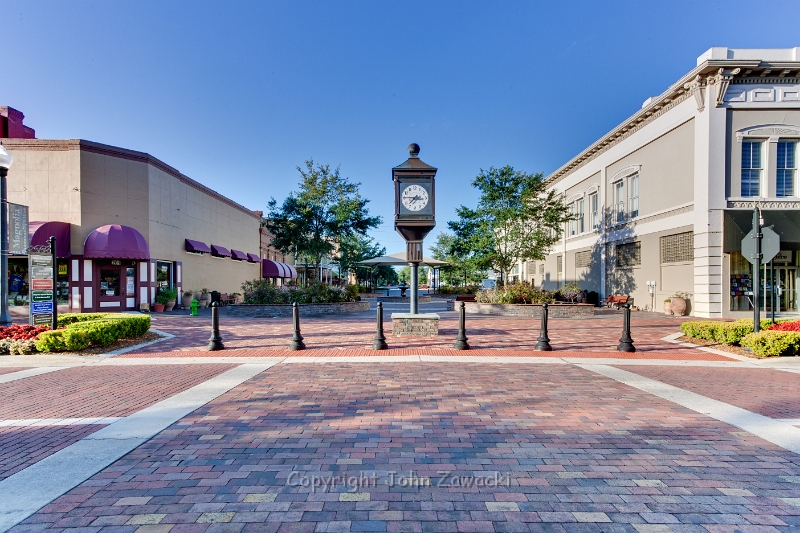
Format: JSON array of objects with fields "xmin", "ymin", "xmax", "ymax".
[{"xmin": 3, "ymin": 0, "xmax": 798, "ymax": 255}]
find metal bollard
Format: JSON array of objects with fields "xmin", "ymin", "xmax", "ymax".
[
  {"xmin": 453, "ymin": 301, "xmax": 470, "ymax": 350},
  {"xmin": 617, "ymin": 304, "xmax": 636, "ymax": 352},
  {"xmin": 372, "ymin": 302, "xmax": 388, "ymax": 350},
  {"xmin": 289, "ymin": 302, "xmax": 306, "ymax": 351},
  {"xmin": 535, "ymin": 302, "xmax": 552, "ymax": 351},
  {"xmin": 206, "ymin": 301, "xmax": 224, "ymax": 351}
]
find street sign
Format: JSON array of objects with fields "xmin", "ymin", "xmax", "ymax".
[
  {"xmin": 31, "ymin": 279, "xmax": 53, "ymax": 291},
  {"xmin": 32, "ymin": 301, "xmax": 54, "ymax": 314},
  {"xmin": 741, "ymin": 227, "xmax": 780, "ymax": 264},
  {"xmin": 29, "ymin": 251, "xmax": 55, "ymax": 327},
  {"xmin": 32, "ymin": 313, "xmax": 52, "ymax": 326},
  {"xmin": 31, "ymin": 290, "xmax": 53, "ymax": 302}
]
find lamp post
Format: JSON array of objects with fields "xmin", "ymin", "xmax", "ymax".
[{"xmin": 0, "ymin": 145, "xmax": 13, "ymax": 326}]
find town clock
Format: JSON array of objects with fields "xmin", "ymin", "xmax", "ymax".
[{"xmin": 393, "ymin": 143, "xmax": 436, "ymax": 263}]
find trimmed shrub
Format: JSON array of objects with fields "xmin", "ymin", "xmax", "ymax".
[
  {"xmin": 740, "ymin": 331, "xmax": 800, "ymax": 357},
  {"xmin": 36, "ymin": 314, "xmax": 151, "ymax": 352},
  {"xmin": 241, "ymin": 280, "xmax": 358, "ymax": 305},
  {"xmin": 681, "ymin": 318, "xmax": 796, "ymax": 346},
  {"xmin": 476, "ymin": 282, "xmax": 555, "ymax": 304}
]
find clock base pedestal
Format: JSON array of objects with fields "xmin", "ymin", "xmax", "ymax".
[{"xmin": 391, "ymin": 313, "xmax": 439, "ymax": 337}]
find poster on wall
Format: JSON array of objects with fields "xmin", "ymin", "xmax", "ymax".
[
  {"xmin": 29, "ymin": 253, "xmax": 55, "ymax": 326},
  {"xmin": 8, "ymin": 203, "xmax": 28, "ymax": 256}
]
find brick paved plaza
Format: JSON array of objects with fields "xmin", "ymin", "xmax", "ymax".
[{"xmin": 0, "ymin": 309, "xmax": 799, "ymax": 533}]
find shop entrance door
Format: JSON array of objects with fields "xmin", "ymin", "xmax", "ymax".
[
  {"xmin": 777, "ymin": 267, "xmax": 797, "ymax": 313},
  {"xmin": 98, "ymin": 266, "xmax": 125, "ymax": 309}
]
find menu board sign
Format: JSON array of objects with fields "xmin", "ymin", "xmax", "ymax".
[{"xmin": 29, "ymin": 253, "xmax": 55, "ymax": 327}]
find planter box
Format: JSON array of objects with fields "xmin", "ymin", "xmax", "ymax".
[
  {"xmin": 227, "ymin": 301, "xmax": 370, "ymax": 318},
  {"xmin": 463, "ymin": 302, "xmax": 595, "ymax": 317}
]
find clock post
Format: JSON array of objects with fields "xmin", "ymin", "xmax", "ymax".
[{"xmin": 393, "ymin": 143, "xmax": 436, "ymax": 315}]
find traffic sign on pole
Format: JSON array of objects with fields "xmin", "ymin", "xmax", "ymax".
[{"xmin": 741, "ymin": 227, "xmax": 780, "ymax": 264}]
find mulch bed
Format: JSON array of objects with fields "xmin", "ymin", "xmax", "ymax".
[
  {"xmin": 49, "ymin": 331, "xmax": 167, "ymax": 357},
  {"xmin": 677, "ymin": 335, "xmax": 759, "ymax": 358}
]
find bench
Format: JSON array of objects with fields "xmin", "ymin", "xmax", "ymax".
[
  {"xmin": 455, "ymin": 294, "xmax": 476, "ymax": 302},
  {"xmin": 601, "ymin": 295, "xmax": 629, "ymax": 309},
  {"xmin": 219, "ymin": 293, "xmax": 236, "ymax": 306}
]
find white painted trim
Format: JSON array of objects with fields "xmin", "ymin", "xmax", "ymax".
[
  {"xmin": 83, "ymin": 287, "xmax": 92, "ymax": 309},
  {"xmin": 71, "ymin": 260, "xmax": 79, "ymax": 282},
  {"xmin": 99, "ymin": 301, "xmax": 121, "ymax": 308},
  {"xmin": 83, "ymin": 260, "xmax": 92, "ymax": 282},
  {"xmin": 70, "ymin": 287, "xmax": 80, "ymax": 309},
  {"xmin": 177, "ymin": 264, "xmax": 182, "ymax": 283},
  {"xmin": 609, "ymin": 165, "xmax": 641, "ymax": 183},
  {"xmin": 0, "ymin": 367, "xmax": 67, "ymax": 384},
  {"xmin": 139, "ymin": 287, "xmax": 147, "ymax": 305},
  {"xmin": 736, "ymin": 123, "xmax": 800, "ymax": 142},
  {"xmin": 139, "ymin": 262, "xmax": 148, "ymax": 283},
  {"xmin": 585, "ymin": 184, "xmax": 599, "ymax": 195}
]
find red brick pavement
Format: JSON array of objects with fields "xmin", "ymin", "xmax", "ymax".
[
  {"xmin": 616, "ymin": 366, "xmax": 800, "ymax": 420},
  {"xmin": 137, "ymin": 312, "xmax": 708, "ymax": 357},
  {"xmin": 14, "ymin": 363, "xmax": 800, "ymax": 533},
  {"xmin": 0, "ymin": 367, "xmax": 30, "ymax": 376},
  {"xmin": 0, "ymin": 425, "xmax": 101, "ymax": 481}
]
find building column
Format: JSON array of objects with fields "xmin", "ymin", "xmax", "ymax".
[
  {"xmin": 692, "ymin": 85, "xmax": 726, "ymax": 318},
  {"xmin": 598, "ymin": 168, "xmax": 607, "ymax": 299}
]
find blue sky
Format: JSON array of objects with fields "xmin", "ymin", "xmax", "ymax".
[{"xmin": 3, "ymin": 0, "xmax": 799, "ymax": 255}]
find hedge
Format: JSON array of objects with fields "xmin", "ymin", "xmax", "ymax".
[
  {"xmin": 740, "ymin": 331, "xmax": 800, "ymax": 357},
  {"xmin": 35, "ymin": 313, "xmax": 151, "ymax": 352},
  {"xmin": 680, "ymin": 318, "xmax": 796, "ymax": 346}
]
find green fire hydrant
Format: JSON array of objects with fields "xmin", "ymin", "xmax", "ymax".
[{"xmin": 190, "ymin": 298, "xmax": 199, "ymax": 316}]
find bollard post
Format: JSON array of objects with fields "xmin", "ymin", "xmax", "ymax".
[
  {"xmin": 372, "ymin": 302, "xmax": 388, "ymax": 350},
  {"xmin": 206, "ymin": 301, "xmax": 224, "ymax": 351},
  {"xmin": 453, "ymin": 301, "xmax": 470, "ymax": 350},
  {"xmin": 535, "ymin": 302, "xmax": 552, "ymax": 351},
  {"xmin": 289, "ymin": 301, "xmax": 306, "ymax": 351},
  {"xmin": 617, "ymin": 304, "xmax": 636, "ymax": 352}
]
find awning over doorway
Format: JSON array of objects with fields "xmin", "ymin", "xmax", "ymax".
[
  {"xmin": 84, "ymin": 224, "xmax": 150, "ymax": 260},
  {"xmin": 262, "ymin": 260, "xmax": 297, "ymax": 278},
  {"xmin": 231, "ymin": 249, "xmax": 248, "ymax": 261},
  {"xmin": 29, "ymin": 221, "xmax": 71, "ymax": 257},
  {"xmin": 210, "ymin": 244, "xmax": 231, "ymax": 257},
  {"xmin": 185, "ymin": 239, "xmax": 211, "ymax": 254},
  {"xmin": 246, "ymin": 253, "xmax": 260, "ymax": 263}
]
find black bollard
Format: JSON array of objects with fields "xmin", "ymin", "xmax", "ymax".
[
  {"xmin": 289, "ymin": 302, "xmax": 306, "ymax": 351},
  {"xmin": 535, "ymin": 302, "xmax": 552, "ymax": 351},
  {"xmin": 207, "ymin": 301, "xmax": 225, "ymax": 351},
  {"xmin": 453, "ymin": 301, "xmax": 470, "ymax": 350},
  {"xmin": 617, "ymin": 304, "xmax": 636, "ymax": 352},
  {"xmin": 372, "ymin": 302, "xmax": 388, "ymax": 350}
]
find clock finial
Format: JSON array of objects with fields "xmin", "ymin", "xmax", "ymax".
[{"xmin": 408, "ymin": 143, "xmax": 420, "ymax": 158}]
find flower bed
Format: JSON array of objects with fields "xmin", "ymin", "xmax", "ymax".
[{"xmin": 680, "ymin": 318, "xmax": 800, "ymax": 357}]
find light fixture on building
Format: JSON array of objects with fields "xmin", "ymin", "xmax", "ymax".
[
  {"xmin": 646, "ymin": 280, "xmax": 657, "ymax": 312},
  {"xmin": 0, "ymin": 145, "xmax": 14, "ymax": 326}
]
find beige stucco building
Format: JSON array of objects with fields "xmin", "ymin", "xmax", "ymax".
[
  {"xmin": 525, "ymin": 47, "xmax": 800, "ymax": 318},
  {"xmin": 1, "ymin": 126, "xmax": 293, "ymax": 313}
]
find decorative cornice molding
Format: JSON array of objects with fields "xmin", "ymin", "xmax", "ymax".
[
  {"xmin": 727, "ymin": 199, "xmax": 800, "ymax": 209},
  {"xmin": 609, "ymin": 204, "xmax": 695, "ymax": 231},
  {"xmin": 684, "ymin": 75, "xmax": 707, "ymax": 112},
  {"xmin": 0, "ymin": 138, "xmax": 262, "ymax": 220},
  {"xmin": 609, "ymin": 165, "xmax": 640, "ymax": 183},
  {"xmin": 736, "ymin": 124, "xmax": 800, "ymax": 141},
  {"xmin": 707, "ymin": 67, "xmax": 741, "ymax": 107}
]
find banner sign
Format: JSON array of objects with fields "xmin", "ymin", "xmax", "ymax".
[
  {"xmin": 8, "ymin": 203, "xmax": 28, "ymax": 256},
  {"xmin": 29, "ymin": 252, "xmax": 54, "ymax": 327}
]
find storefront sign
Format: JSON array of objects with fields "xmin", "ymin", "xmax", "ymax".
[
  {"xmin": 7, "ymin": 203, "xmax": 28, "ymax": 256},
  {"xmin": 773, "ymin": 251, "xmax": 793, "ymax": 264},
  {"xmin": 29, "ymin": 253, "xmax": 55, "ymax": 327}
]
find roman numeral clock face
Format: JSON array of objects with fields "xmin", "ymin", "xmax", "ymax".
[{"xmin": 401, "ymin": 184, "xmax": 429, "ymax": 212}]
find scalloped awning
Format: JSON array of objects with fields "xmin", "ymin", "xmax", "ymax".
[{"xmin": 84, "ymin": 224, "xmax": 149, "ymax": 260}]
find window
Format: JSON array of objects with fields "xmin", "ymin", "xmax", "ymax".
[
  {"xmin": 589, "ymin": 192, "xmax": 599, "ymax": 230},
  {"xmin": 741, "ymin": 140, "xmax": 762, "ymax": 197},
  {"xmin": 661, "ymin": 232, "xmax": 694, "ymax": 263},
  {"xmin": 556, "ymin": 255, "xmax": 563, "ymax": 272},
  {"xmin": 576, "ymin": 198, "xmax": 585, "ymax": 234},
  {"xmin": 575, "ymin": 250, "xmax": 592, "ymax": 268},
  {"xmin": 628, "ymin": 174, "xmax": 639, "ymax": 218},
  {"xmin": 568, "ymin": 203, "xmax": 576, "ymax": 236},
  {"xmin": 777, "ymin": 140, "xmax": 796, "ymax": 197},
  {"xmin": 539, "ymin": 264, "xmax": 544, "ymax": 275},
  {"xmin": 614, "ymin": 181, "xmax": 625, "ymax": 222},
  {"xmin": 616, "ymin": 242, "xmax": 641, "ymax": 268}
]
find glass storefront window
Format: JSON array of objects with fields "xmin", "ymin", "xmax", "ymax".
[
  {"xmin": 100, "ymin": 269, "xmax": 121, "ymax": 297},
  {"xmin": 157, "ymin": 261, "xmax": 172, "ymax": 290},
  {"xmin": 730, "ymin": 251, "xmax": 752, "ymax": 311}
]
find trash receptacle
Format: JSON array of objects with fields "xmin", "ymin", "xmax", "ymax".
[{"xmin": 211, "ymin": 291, "xmax": 221, "ymax": 304}]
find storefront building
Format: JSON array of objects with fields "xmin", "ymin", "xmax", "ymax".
[
  {"xmin": 527, "ymin": 47, "xmax": 800, "ymax": 318},
  {"xmin": 1, "ymin": 111, "xmax": 291, "ymax": 312}
]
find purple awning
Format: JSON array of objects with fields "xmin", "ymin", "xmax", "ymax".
[
  {"xmin": 185, "ymin": 239, "xmax": 211, "ymax": 254},
  {"xmin": 231, "ymin": 249, "xmax": 247, "ymax": 261},
  {"xmin": 210, "ymin": 244, "xmax": 230, "ymax": 257},
  {"xmin": 29, "ymin": 221, "xmax": 71, "ymax": 258},
  {"xmin": 246, "ymin": 253, "xmax": 260, "ymax": 263},
  {"xmin": 262, "ymin": 260, "xmax": 297, "ymax": 279},
  {"xmin": 84, "ymin": 224, "xmax": 150, "ymax": 260}
]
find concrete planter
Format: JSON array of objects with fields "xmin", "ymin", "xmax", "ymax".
[
  {"xmin": 227, "ymin": 301, "xmax": 370, "ymax": 318},
  {"xmin": 463, "ymin": 302, "xmax": 595, "ymax": 318}
]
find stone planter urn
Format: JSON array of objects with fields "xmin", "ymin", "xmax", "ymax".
[
  {"xmin": 663, "ymin": 300, "xmax": 672, "ymax": 315},
  {"xmin": 199, "ymin": 293, "xmax": 211, "ymax": 308},
  {"xmin": 670, "ymin": 297, "xmax": 687, "ymax": 316},
  {"xmin": 181, "ymin": 295, "xmax": 194, "ymax": 309},
  {"xmin": 153, "ymin": 302, "xmax": 165, "ymax": 313},
  {"xmin": 165, "ymin": 300, "xmax": 176, "ymax": 312}
]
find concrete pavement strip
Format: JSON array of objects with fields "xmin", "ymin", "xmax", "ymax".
[
  {"xmin": 0, "ymin": 362, "xmax": 276, "ymax": 533},
  {"xmin": 0, "ymin": 367, "xmax": 68, "ymax": 384}
]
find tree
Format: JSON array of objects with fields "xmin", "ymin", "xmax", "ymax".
[
  {"xmin": 448, "ymin": 165, "xmax": 572, "ymax": 286},
  {"xmin": 264, "ymin": 160, "xmax": 382, "ymax": 282},
  {"xmin": 430, "ymin": 231, "xmax": 484, "ymax": 287},
  {"xmin": 335, "ymin": 234, "xmax": 385, "ymax": 284}
]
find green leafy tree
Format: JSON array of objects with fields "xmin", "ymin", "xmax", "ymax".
[
  {"xmin": 335, "ymin": 234, "xmax": 385, "ymax": 284},
  {"xmin": 264, "ymin": 160, "xmax": 382, "ymax": 282},
  {"xmin": 430, "ymin": 231, "xmax": 484, "ymax": 287},
  {"xmin": 449, "ymin": 165, "xmax": 571, "ymax": 286}
]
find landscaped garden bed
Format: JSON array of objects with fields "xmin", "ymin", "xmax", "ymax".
[
  {"xmin": 680, "ymin": 318, "xmax": 800, "ymax": 357},
  {"xmin": 0, "ymin": 313, "xmax": 152, "ymax": 355}
]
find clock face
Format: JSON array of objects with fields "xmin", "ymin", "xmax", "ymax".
[{"xmin": 401, "ymin": 184, "xmax": 429, "ymax": 212}]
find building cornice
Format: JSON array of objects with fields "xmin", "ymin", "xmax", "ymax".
[
  {"xmin": 0, "ymin": 138, "xmax": 262, "ymax": 220},
  {"xmin": 544, "ymin": 59, "xmax": 800, "ymax": 187}
]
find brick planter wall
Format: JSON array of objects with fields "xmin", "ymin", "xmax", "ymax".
[
  {"xmin": 464, "ymin": 302, "xmax": 595, "ymax": 317},
  {"xmin": 376, "ymin": 295, "xmax": 431, "ymax": 303},
  {"xmin": 227, "ymin": 301, "xmax": 370, "ymax": 318},
  {"xmin": 391, "ymin": 313, "xmax": 440, "ymax": 337}
]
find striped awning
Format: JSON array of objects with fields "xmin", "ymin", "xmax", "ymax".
[{"xmin": 262, "ymin": 260, "xmax": 297, "ymax": 278}]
